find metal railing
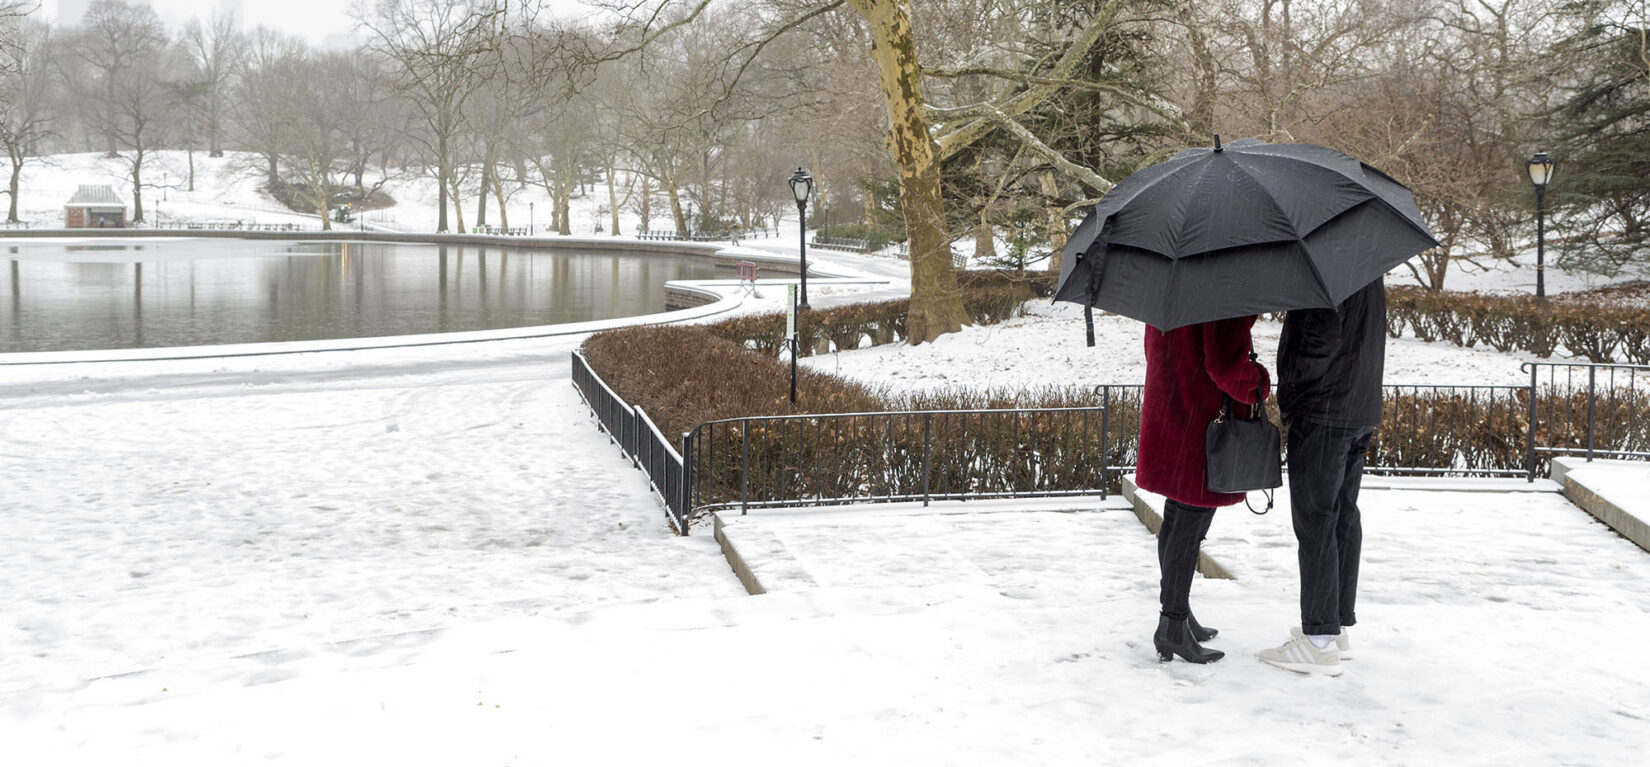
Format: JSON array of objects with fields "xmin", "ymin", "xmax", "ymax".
[
  {"xmin": 683, "ymin": 405, "xmax": 1113, "ymax": 517},
  {"xmin": 810, "ymin": 235, "xmax": 871, "ymax": 252},
  {"xmin": 573, "ymin": 355, "xmax": 1649, "ymax": 533},
  {"xmin": 1368, "ymin": 384, "xmax": 1533, "ymax": 478},
  {"xmin": 1524, "ymin": 362, "xmax": 1650, "ymax": 471},
  {"xmin": 572, "ymin": 350, "xmax": 691, "ymax": 530},
  {"xmin": 637, "ymin": 227, "xmax": 774, "ymax": 243}
]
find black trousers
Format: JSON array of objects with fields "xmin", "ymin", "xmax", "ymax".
[
  {"xmin": 1159, "ymin": 498, "xmax": 1215, "ymax": 621},
  {"xmin": 1286, "ymin": 418, "xmax": 1375, "ymax": 635}
]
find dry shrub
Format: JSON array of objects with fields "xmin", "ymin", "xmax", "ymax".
[
  {"xmin": 581, "ymin": 325, "xmax": 885, "ymax": 439},
  {"xmin": 1385, "ymin": 287, "xmax": 1650, "ymax": 362}
]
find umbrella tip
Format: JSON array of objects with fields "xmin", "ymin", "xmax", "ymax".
[{"xmin": 1213, "ymin": 134, "xmax": 1222, "ymax": 152}]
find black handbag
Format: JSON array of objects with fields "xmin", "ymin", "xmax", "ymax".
[{"xmin": 1205, "ymin": 391, "xmax": 1282, "ymax": 513}]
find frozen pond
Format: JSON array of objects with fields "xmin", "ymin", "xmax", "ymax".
[{"xmin": 1, "ymin": 238, "xmax": 719, "ymax": 352}]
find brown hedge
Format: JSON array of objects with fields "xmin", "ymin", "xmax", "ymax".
[{"xmin": 1386, "ymin": 287, "xmax": 1650, "ymax": 363}]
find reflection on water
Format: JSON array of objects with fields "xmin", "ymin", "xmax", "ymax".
[{"xmin": 1, "ymin": 239, "xmax": 720, "ymax": 352}]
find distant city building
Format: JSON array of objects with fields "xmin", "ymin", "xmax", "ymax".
[{"xmin": 64, "ymin": 185, "xmax": 127, "ymax": 229}]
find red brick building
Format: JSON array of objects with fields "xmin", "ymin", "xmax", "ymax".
[{"xmin": 64, "ymin": 185, "xmax": 127, "ymax": 228}]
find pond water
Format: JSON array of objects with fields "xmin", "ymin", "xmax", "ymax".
[{"xmin": 1, "ymin": 239, "xmax": 720, "ymax": 353}]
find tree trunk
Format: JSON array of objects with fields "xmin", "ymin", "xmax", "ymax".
[
  {"xmin": 974, "ymin": 215, "xmax": 996, "ymax": 263},
  {"xmin": 607, "ymin": 164, "xmax": 621, "ymax": 235},
  {"xmin": 436, "ymin": 135, "xmax": 450, "ymax": 232},
  {"xmin": 130, "ymin": 155, "xmax": 145, "ymax": 223},
  {"xmin": 668, "ymin": 185, "xmax": 683, "ymax": 232},
  {"xmin": 316, "ymin": 189, "xmax": 333, "ymax": 231},
  {"xmin": 476, "ymin": 142, "xmax": 496, "ymax": 228},
  {"xmin": 493, "ymin": 174, "xmax": 508, "ymax": 229},
  {"xmin": 208, "ymin": 101, "xmax": 222, "ymax": 158},
  {"xmin": 187, "ymin": 147, "xmax": 196, "ymax": 191},
  {"xmin": 449, "ymin": 173, "xmax": 465, "ymax": 233},
  {"xmin": 846, "ymin": 0, "xmax": 967, "ymax": 343},
  {"xmin": 639, "ymin": 176, "xmax": 651, "ymax": 230},
  {"xmin": 7, "ymin": 159, "xmax": 21, "ymax": 223},
  {"xmin": 1040, "ymin": 172, "xmax": 1065, "ymax": 274}
]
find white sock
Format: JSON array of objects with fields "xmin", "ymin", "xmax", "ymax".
[{"xmin": 1307, "ymin": 634, "xmax": 1336, "ymax": 650}]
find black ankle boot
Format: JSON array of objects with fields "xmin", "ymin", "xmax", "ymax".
[
  {"xmin": 1153, "ymin": 615, "xmax": 1225, "ymax": 664},
  {"xmin": 1188, "ymin": 611, "xmax": 1218, "ymax": 642}
]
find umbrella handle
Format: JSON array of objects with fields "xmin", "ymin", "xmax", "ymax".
[{"xmin": 1084, "ymin": 305, "xmax": 1095, "ymax": 347}]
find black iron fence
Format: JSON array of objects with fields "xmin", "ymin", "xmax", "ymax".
[
  {"xmin": 1367, "ymin": 384, "xmax": 1532, "ymax": 478},
  {"xmin": 572, "ymin": 351, "xmax": 690, "ymax": 528},
  {"xmin": 574, "ymin": 354, "xmax": 1650, "ymax": 535},
  {"xmin": 682, "ymin": 405, "xmax": 1112, "ymax": 516},
  {"xmin": 1525, "ymin": 362, "xmax": 1650, "ymax": 470}
]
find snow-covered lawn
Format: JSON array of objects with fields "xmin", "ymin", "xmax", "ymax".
[
  {"xmin": 801, "ymin": 300, "xmax": 1538, "ymax": 392},
  {"xmin": 6, "ymin": 151, "xmax": 667, "ymax": 237}
]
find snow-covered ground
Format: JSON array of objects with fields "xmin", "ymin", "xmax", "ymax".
[
  {"xmin": 801, "ymin": 300, "xmax": 1538, "ymax": 392},
  {"xmin": 5, "ymin": 156, "xmax": 1650, "ymax": 763},
  {"xmin": 4, "ymin": 151, "xmax": 658, "ymax": 236},
  {"xmin": 6, "ymin": 339, "xmax": 1648, "ymax": 764}
]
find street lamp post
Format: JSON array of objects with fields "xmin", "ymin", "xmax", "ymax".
[
  {"xmin": 788, "ymin": 167, "xmax": 814, "ymax": 310},
  {"xmin": 529, "ymin": 201, "xmax": 534, "ymax": 236},
  {"xmin": 1527, "ymin": 151, "xmax": 1555, "ymax": 299}
]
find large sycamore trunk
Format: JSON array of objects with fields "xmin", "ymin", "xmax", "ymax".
[{"xmin": 846, "ymin": 0, "xmax": 968, "ymax": 344}]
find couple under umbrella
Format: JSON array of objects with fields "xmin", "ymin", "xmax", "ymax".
[{"xmin": 1053, "ymin": 137, "xmax": 1438, "ymax": 674}]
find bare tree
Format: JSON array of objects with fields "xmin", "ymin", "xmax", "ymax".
[
  {"xmin": 179, "ymin": 11, "xmax": 240, "ymax": 158},
  {"xmin": 355, "ymin": 0, "xmax": 506, "ymax": 232},
  {"xmin": 231, "ymin": 27, "xmax": 307, "ymax": 188},
  {"xmin": 72, "ymin": 0, "xmax": 168, "ymax": 158},
  {"xmin": 0, "ymin": 15, "xmax": 51, "ymax": 223},
  {"xmin": 264, "ymin": 50, "xmax": 355, "ymax": 231},
  {"xmin": 590, "ymin": 0, "xmax": 1149, "ymax": 342},
  {"xmin": 337, "ymin": 49, "xmax": 402, "ymax": 198}
]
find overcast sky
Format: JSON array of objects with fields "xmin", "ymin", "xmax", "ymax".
[{"xmin": 37, "ymin": 1, "xmax": 598, "ymax": 47}]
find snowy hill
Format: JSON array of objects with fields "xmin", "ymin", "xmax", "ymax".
[{"xmin": 2, "ymin": 151, "xmax": 647, "ymax": 236}]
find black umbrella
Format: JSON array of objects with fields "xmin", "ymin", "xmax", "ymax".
[{"xmin": 1053, "ymin": 137, "xmax": 1439, "ymax": 339}]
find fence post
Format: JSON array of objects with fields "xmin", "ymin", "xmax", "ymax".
[
  {"xmin": 922, "ymin": 412, "xmax": 933, "ymax": 507},
  {"xmin": 1526, "ymin": 364, "xmax": 1538, "ymax": 482},
  {"xmin": 1587, "ymin": 365, "xmax": 1597, "ymax": 462},
  {"xmin": 628, "ymin": 407, "xmax": 639, "ymax": 469},
  {"xmin": 1100, "ymin": 386, "xmax": 1112, "ymax": 494},
  {"xmin": 741, "ymin": 420, "xmax": 750, "ymax": 516},
  {"xmin": 680, "ymin": 432, "xmax": 693, "ymax": 536},
  {"xmin": 1099, "ymin": 402, "xmax": 1109, "ymax": 501}
]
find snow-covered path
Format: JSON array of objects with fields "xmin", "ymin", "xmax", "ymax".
[{"xmin": 0, "ymin": 339, "xmax": 744, "ymax": 728}]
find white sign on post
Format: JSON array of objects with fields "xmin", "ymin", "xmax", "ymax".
[{"xmin": 786, "ymin": 283, "xmax": 797, "ymax": 340}]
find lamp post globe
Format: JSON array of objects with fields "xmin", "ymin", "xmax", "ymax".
[
  {"xmin": 788, "ymin": 167, "xmax": 814, "ymax": 310},
  {"xmin": 1527, "ymin": 151, "xmax": 1555, "ymax": 299}
]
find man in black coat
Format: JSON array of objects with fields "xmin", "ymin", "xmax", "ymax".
[{"xmin": 1258, "ymin": 278, "xmax": 1386, "ymax": 677}]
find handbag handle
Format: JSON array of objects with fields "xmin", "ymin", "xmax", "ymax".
[{"xmin": 1217, "ymin": 351, "xmax": 1266, "ymax": 421}]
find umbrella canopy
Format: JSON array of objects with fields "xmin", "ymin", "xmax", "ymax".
[{"xmin": 1053, "ymin": 138, "xmax": 1439, "ymax": 332}]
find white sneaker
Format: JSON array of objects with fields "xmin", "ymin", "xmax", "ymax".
[
  {"xmin": 1291, "ymin": 626, "xmax": 1352, "ymax": 661},
  {"xmin": 1259, "ymin": 633, "xmax": 1343, "ymax": 677}
]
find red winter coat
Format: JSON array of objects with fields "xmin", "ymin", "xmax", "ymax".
[{"xmin": 1134, "ymin": 316, "xmax": 1271, "ymax": 508}]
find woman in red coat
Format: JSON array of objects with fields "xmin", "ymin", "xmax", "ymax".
[{"xmin": 1135, "ymin": 316, "xmax": 1270, "ymax": 664}]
